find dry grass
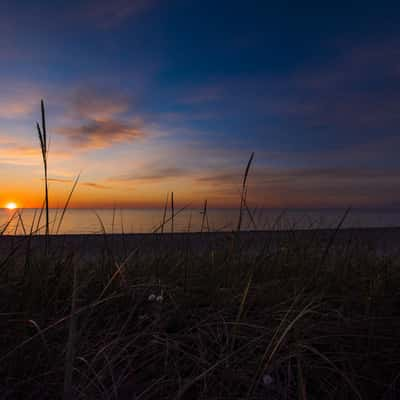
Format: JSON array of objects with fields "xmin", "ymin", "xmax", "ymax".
[{"xmin": 0, "ymin": 227, "xmax": 399, "ymax": 399}]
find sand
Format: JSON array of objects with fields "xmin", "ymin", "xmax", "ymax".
[{"xmin": 1, "ymin": 227, "xmax": 399, "ymax": 262}]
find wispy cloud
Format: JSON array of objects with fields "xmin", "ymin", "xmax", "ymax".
[
  {"xmin": 0, "ymin": 146, "xmax": 40, "ymax": 166},
  {"xmin": 47, "ymin": 177, "xmax": 74, "ymax": 183},
  {"xmin": 66, "ymin": 86, "xmax": 131, "ymax": 121},
  {"xmin": 48, "ymin": 177, "xmax": 111, "ymax": 190},
  {"xmin": 0, "ymin": 141, "xmax": 69, "ymax": 166},
  {"xmin": 82, "ymin": 181, "xmax": 111, "ymax": 189},
  {"xmin": 196, "ymin": 165, "xmax": 400, "ymax": 208},
  {"xmin": 199, "ymin": 165, "xmax": 400, "ymax": 185},
  {"xmin": 0, "ymin": 84, "xmax": 42, "ymax": 119},
  {"xmin": 110, "ymin": 166, "xmax": 188, "ymax": 183},
  {"xmin": 57, "ymin": 86, "xmax": 147, "ymax": 149},
  {"xmin": 57, "ymin": 119, "xmax": 145, "ymax": 149}
]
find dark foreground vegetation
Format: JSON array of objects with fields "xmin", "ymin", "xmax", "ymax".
[{"xmin": 1, "ymin": 227, "xmax": 400, "ymax": 399}]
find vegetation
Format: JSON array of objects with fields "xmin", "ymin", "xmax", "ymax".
[{"xmin": 1, "ymin": 227, "xmax": 400, "ymax": 399}]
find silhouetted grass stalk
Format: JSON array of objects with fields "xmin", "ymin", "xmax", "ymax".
[
  {"xmin": 161, "ymin": 192, "xmax": 169, "ymax": 234},
  {"xmin": 237, "ymin": 152, "xmax": 254, "ymax": 231},
  {"xmin": 200, "ymin": 199, "xmax": 209, "ymax": 232},
  {"xmin": 55, "ymin": 174, "xmax": 80, "ymax": 234},
  {"xmin": 36, "ymin": 100, "xmax": 49, "ymax": 240},
  {"xmin": 171, "ymin": 191, "xmax": 174, "ymax": 233}
]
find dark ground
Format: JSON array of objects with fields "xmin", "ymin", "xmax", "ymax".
[{"xmin": 1, "ymin": 227, "xmax": 400, "ymax": 259}]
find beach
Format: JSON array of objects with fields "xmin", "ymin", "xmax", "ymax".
[{"xmin": 2, "ymin": 227, "xmax": 400, "ymax": 260}]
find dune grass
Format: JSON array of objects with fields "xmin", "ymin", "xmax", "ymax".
[
  {"xmin": 36, "ymin": 100, "xmax": 49, "ymax": 239},
  {"xmin": 0, "ymin": 102, "xmax": 400, "ymax": 399},
  {"xmin": 1, "ymin": 228, "xmax": 400, "ymax": 399}
]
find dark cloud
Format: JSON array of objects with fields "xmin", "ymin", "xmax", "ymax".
[
  {"xmin": 82, "ymin": 182, "xmax": 111, "ymax": 189},
  {"xmin": 48, "ymin": 178, "xmax": 111, "ymax": 189},
  {"xmin": 199, "ymin": 166, "xmax": 400, "ymax": 185},
  {"xmin": 110, "ymin": 167, "xmax": 188, "ymax": 183},
  {"xmin": 196, "ymin": 166, "xmax": 400, "ymax": 208},
  {"xmin": 57, "ymin": 119, "xmax": 145, "ymax": 149},
  {"xmin": 47, "ymin": 177, "xmax": 74, "ymax": 183},
  {"xmin": 56, "ymin": 85, "xmax": 147, "ymax": 149}
]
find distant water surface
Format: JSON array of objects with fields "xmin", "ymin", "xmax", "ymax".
[{"xmin": 0, "ymin": 208, "xmax": 399, "ymax": 235}]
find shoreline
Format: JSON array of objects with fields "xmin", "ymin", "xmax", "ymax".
[
  {"xmin": 2, "ymin": 227, "xmax": 400, "ymax": 257},
  {"xmin": 3, "ymin": 225, "xmax": 400, "ymax": 236}
]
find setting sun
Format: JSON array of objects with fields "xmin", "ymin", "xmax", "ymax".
[{"xmin": 5, "ymin": 202, "xmax": 17, "ymax": 210}]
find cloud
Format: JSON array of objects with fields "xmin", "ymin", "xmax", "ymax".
[
  {"xmin": 110, "ymin": 166, "xmax": 187, "ymax": 183},
  {"xmin": 57, "ymin": 86, "xmax": 147, "ymax": 149},
  {"xmin": 196, "ymin": 165, "xmax": 400, "ymax": 208},
  {"xmin": 82, "ymin": 0, "xmax": 158, "ymax": 28},
  {"xmin": 47, "ymin": 177, "xmax": 111, "ymax": 189},
  {"xmin": 0, "ymin": 142, "xmax": 71, "ymax": 167},
  {"xmin": 0, "ymin": 146, "xmax": 40, "ymax": 166},
  {"xmin": 0, "ymin": 84, "xmax": 42, "ymax": 119},
  {"xmin": 47, "ymin": 177, "xmax": 74, "ymax": 183},
  {"xmin": 66, "ymin": 86, "xmax": 131, "ymax": 121},
  {"xmin": 82, "ymin": 182, "xmax": 111, "ymax": 189},
  {"xmin": 199, "ymin": 166, "xmax": 400, "ymax": 185},
  {"xmin": 57, "ymin": 118, "xmax": 145, "ymax": 149}
]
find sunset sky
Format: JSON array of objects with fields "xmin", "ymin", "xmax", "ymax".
[{"xmin": 1, "ymin": 1, "xmax": 400, "ymax": 209}]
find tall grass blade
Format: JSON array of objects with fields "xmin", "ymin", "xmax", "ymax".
[
  {"xmin": 16, "ymin": 210, "xmax": 27, "ymax": 235},
  {"xmin": 153, "ymin": 204, "xmax": 190, "ymax": 233},
  {"xmin": 244, "ymin": 197, "xmax": 257, "ymax": 230},
  {"xmin": 200, "ymin": 199, "xmax": 208, "ymax": 233},
  {"xmin": 171, "ymin": 191, "xmax": 174, "ymax": 233},
  {"xmin": 35, "ymin": 200, "xmax": 45, "ymax": 234},
  {"xmin": 37, "ymin": 100, "xmax": 49, "ymax": 241},
  {"xmin": 161, "ymin": 192, "xmax": 169, "ymax": 234},
  {"xmin": 1, "ymin": 210, "xmax": 17, "ymax": 235},
  {"xmin": 187, "ymin": 210, "xmax": 192, "ymax": 232},
  {"xmin": 111, "ymin": 204, "xmax": 116, "ymax": 234},
  {"xmin": 237, "ymin": 152, "xmax": 254, "ymax": 231},
  {"xmin": 320, "ymin": 207, "xmax": 351, "ymax": 268},
  {"xmin": 56, "ymin": 173, "xmax": 80, "ymax": 234}
]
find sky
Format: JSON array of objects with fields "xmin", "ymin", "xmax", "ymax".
[{"xmin": 0, "ymin": 0, "xmax": 400, "ymax": 209}]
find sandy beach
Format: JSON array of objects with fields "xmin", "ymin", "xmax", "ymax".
[{"xmin": 1, "ymin": 227, "xmax": 399, "ymax": 261}]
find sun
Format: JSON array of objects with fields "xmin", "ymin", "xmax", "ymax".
[{"xmin": 5, "ymin": 202, "xmax": 17, "ymax": 210}]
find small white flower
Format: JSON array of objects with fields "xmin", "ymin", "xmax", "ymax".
[
  {"xmin": 262, "ymin": 374, "xmax": 274, "ymax": 386},
  {"xmin": 156, "ymin": 295, "xmax": 164, "ymax": 303},
  {"xmin": 148, "ymin": 294, "xmax": 156, "ymax": 301}
]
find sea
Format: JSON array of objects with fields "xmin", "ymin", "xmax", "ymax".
[{"xmin": 1, "ymin": 208, "xmax": 399, "ymax": 235}]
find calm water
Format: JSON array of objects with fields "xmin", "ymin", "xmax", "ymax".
[{"xmin": 1, "ymin": 208, "xmax": 399, "ymax": 235}]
